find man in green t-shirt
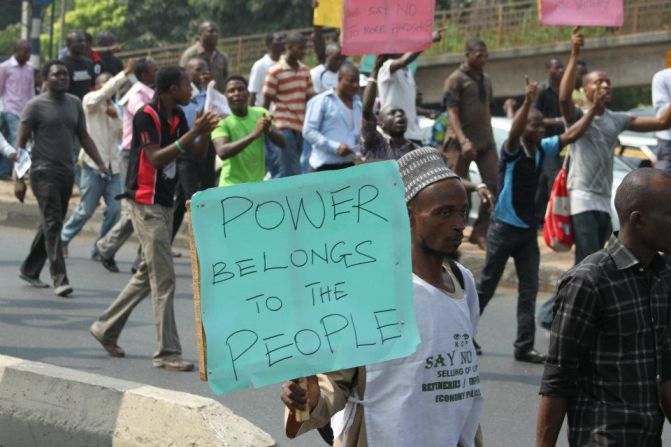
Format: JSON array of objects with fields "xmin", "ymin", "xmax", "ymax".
[{"xmin": 212, "ymin": 75, "xmax": 285, "ymax": 186}]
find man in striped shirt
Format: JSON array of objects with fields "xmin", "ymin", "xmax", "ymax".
[{"xmin": 263, "ymin": 32, "xmax": 315, "ymax": 177}]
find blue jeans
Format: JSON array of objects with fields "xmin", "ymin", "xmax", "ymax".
[
  {"xmin": 0, "ymin": 112, "xmax": 19, "ymax": 178},
  {"xmin": 300, "ymin": 139, "xmax": 312, "ymax": 174},
  {"xmin": 61, "ymin": 164, "xmax": 122, "ymax": 256},
  {"xmin": 264, "ymin": 135, "xmax": 280, "ymax": 178},
  {"xmin": 275, "ymin": 128, "xmax": 302, "ymax": 177}
]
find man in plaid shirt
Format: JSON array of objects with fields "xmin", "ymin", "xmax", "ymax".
[{"xmin": 536, "ymin": 168, "xmax": 671, "ymax": 446}]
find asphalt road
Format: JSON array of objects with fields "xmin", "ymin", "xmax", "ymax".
[{"xmin": 1, "ymin": 225, "xmax": 670, "ymax": 446}]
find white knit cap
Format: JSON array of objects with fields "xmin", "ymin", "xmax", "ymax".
[{"xmin": 397, "ymin": 147, "xmax": 461, "ymax": 203}]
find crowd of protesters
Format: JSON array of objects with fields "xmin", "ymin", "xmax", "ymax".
[{"xmin": 2, "ymin": 13, "xmax": 671, "ymax": 447}]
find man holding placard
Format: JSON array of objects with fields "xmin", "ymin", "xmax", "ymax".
[{"xmin": 281, "ymin": 147, "xmax": 483, "ymax": 447}]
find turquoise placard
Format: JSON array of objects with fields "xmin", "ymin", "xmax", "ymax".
[{"xmin": 190, "ymin": 161, "xmax": 419, "ymax": 394}]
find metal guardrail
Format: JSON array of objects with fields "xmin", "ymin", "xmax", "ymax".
[{"xmin": 118, "ymin": 0, "xmax": 671, "ymax": 75}]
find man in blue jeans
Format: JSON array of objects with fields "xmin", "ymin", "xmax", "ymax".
[
  {"xmin": 61, "ymin": 60, "xmax": 137, "ymax": 258},
  {"xmin": 477, "ymin": 75, "xmax": 601, "ymax": 363}
]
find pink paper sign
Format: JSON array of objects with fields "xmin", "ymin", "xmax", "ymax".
[
  {"xmin": 342, "ymin": 0, "xmax": 436, "ymax": 55},
  {"xmin": 539, "ymin": 0, "xmax": 624, "ymax": 27}
]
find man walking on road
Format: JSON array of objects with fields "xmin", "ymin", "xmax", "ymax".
[
  {"xmin": 90, "ymin": 66, "xmax": 219, "ymax": 370},
  {"xmin": 15, "ymin": 60, "xmax": 110, "ymax": 297},
  {"xmin": 61, "ymin": 59, "xmax": 138, "ymax": 259},
  {"xmin": 443, "ymin": 37, "xmax": 497, "ymax": 250},
  {"xmin": 537, "ymin": 168, "xmax": 671, "ymax": 447},
  {"xmin": 0, "ymin": 39, "xmax": 33, "ymax": 179},
  {"xmin": 95, "ymin": 58, "xmax": 157, "ymax": 273}
]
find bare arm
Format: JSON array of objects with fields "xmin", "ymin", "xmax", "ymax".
[
  {"xmin": 145, "ymin": 111, "xmax": 219, "ymax": 167},
  {"xmin": 312, "ymin": 26, "xmax": 326, "ymax": 65},
  {"xmin": 249, "ymin": 93, "xmax": 257, "ymax": 106},
  {"xmin": 507, "ymin": 75, "xmax": 538, "ymax": 151},
  {"xmin": 627, "ymin": 104, "xmax": 671, "ymax": 132},
  {"xmin": 536, "ymin": 397, "xmax": 567, "ymax": 447},
  {"xmin": 267, "ymin": 126, "xmax": 285, "ymax": 148},
  {"xmin": 262, "ymin": 95, "xmax": 272, "ymax": 111},
  {"xmin": 362, "ymin": 55, "xmax": 387, "ymax": 121},
  {"xmin": 388, "ymin": 31, "xmax": 442, "ymax": 73},
  {"xmin": 559, "ymin": 27, "xmax": 583, "ymax": 122},
  {"xmin": 558, "ymin": 92, "xmax": 605, "ymax": 147}
]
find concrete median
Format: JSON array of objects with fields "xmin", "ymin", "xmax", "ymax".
[{"xmin": 0, "ymin": 354, "xmax": 276, "ymax": 447}]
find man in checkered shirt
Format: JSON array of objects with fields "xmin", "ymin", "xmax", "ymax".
[{"xmin": 536, "ymin": 168, "xmax": 671, "ymax": 446}]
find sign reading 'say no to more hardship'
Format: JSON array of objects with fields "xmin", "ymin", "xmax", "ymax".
[
  {"xmin": 190, "ymin": 162, "xmax": 419, "ymax": 395},
  {"xmin": 539, "ymin": 0, "xmax": 624, "ymax": 27},
  {"xmin": 342, "ymin": 0, "xmax": 436, "ymax": 55}
]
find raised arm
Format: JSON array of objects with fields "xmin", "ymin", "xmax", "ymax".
[
  {"xmin": 85, "ymin": 59, "xmax": 136, "ymax": 110},
  {"xmin": 558, "ymin": 91, "xmax": 605, "ymax": 147},
  {"xmin": 362, "ymin": 55, "xmax": 387, "ymax": 121},
  {"xmin": 146, "ymin": 111, "xmax": 219, "ymax": 167},
  {"xmin": 388, "ymin": 31, "xmax": 442, "ymax": 73},
  {"xmin": 559, "ymin": 27, "xmax": 583, "ymax": 122},
  {"xmin": 507, "ymin": 75, "xmax": 538, "ymax": 151}
]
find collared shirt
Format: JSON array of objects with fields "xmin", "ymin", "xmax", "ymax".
[
  {"xmin": 180, "ymin": 42, "xmax": 228, "ymax": 93},
  {"xmin": 0, "ymin": 56, "xmax": 34, "ymax": 116},
  {"xmin": 360, "ymin": 117, "xmax": 418, "ymax": 161},
  {"xmin": 303, "ymin": 90, "xmax": 361, "ymax": 168},
  {"xmin": 533, "ymin": 81, "xmax": 563, "ymax": 136},
  {"xmin": 443, "ymin": 63, "xmax": 495, "ymax": 151},
  {"xmin": 119, "ymin": 81, "xmax": 155, "ymax": 150},
  {"xmin": 125, "ymin": 99, "xmax": 189, "ymax": 207},
  {"xmin": 540, "ymin": 235, "xmax": 671, "ymax": 446},
  {"xmin": 79, "ymin": 71, "xmax": 127, "ymax": 174},
  {"xmin": 652, "ymin": 68, "xmax": 671, "ymax": 141},
  {"xmin": 248, "ymin": 54, "xmax": 276, "ymax": 107},
  {"xmin": 180, "ymin": 84, "xmax": 206, "ymax": 129},
  {"xmin": 263, "ymin": 55, "xmax": 314, "ymax": 132}
]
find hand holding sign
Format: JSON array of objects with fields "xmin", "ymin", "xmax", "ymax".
[
  {"xmin": 342, "ymin": 0, "xmax": 437, "ymax": 55},
  {"xmin": 539, "ymin": 0, "xmax": 624, "ymax": 27},
  {"xmin": 572, "ymin": 26, "xmax": 584, "ymax": 55}
]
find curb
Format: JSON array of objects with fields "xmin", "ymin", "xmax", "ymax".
[
  {"xmin": 0, "ymin": 354, "xmax": 276, "ymax": 447},
  {"xmin": 0, "ymin": 198, "xmax": 564, "ymax": 293}
]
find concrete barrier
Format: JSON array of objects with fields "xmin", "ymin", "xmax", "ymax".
[{"xmin": 0, "ymin": 355, "xmax": 276, "ymax": 447}]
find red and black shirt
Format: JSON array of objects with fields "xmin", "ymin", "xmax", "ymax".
[{"xmin": 125, "ymin": 99, "xmax": 189, "ymax": 207}]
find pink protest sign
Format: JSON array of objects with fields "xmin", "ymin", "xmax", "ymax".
[
  {"xmin": 342, "ymin": 0, "xmax": 436, "ymax": 55},
  {"xmin": 539, "ymin": 0, "xmax": 624, "ymax": 27}
]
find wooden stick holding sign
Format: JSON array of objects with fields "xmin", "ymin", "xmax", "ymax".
[
  {"xmin": 294, "ymin": 378, "xmax": 311, "ymax": 422},
  {"xmin": 186, "ymin": 200, "xmax": 208, "ymax": 381}
]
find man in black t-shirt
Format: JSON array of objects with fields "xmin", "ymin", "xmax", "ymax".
[
  {"xmin": 90, "ymin": 66, "xmax": 219, "ymax": 371},
  {"xmin": 97, "ymin": 30, "xmax": 123, "ymax": 76},
  {"xmin": 62, "ymin": 30, "xmax": 95, "ymax": 100}
]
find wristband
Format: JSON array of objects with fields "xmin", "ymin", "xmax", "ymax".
[
  {"xmin": 476, "ymin": 183, "xmax": 487, "ymax": 190},
  {"xmin": 175, "ymin": 140, "xmax": 186, "ymax": 154},
  {"xmin": 367, "ymin": 77, "xmax": 377, "ymax": 83}
]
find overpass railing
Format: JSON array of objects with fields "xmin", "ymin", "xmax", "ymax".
[{"xmin": 118, "ymin": 0, "xmax": 671, "ymax": 74}]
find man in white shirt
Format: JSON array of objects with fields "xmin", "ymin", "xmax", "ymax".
[
  {"xmin": 95, "ymin": 58, "xmax": 157, "ymax": 273},
  {"xmin": 378, "ymin": 32, "xmax": 441, "ymax": 144},
  {"xmin": 652, "ymin": 67, "xmax": 671, "ymax": 174},
  {"xmin": 282, "ymin": 147, "xmax": 483, "ymax": 447},
  {"xmin": 310, "ymin": 43, "xmax": 346, "ymax": 94},
  {"xmin": 248, "ymin": 32, "xmax": 285, "ymax": 107},
  {"xmin": 61, "ymin": 59, "xmax": 137, "ymax": 259}
]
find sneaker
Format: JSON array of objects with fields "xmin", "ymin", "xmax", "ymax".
[
  {"xmin": 19, "ymin": 273, "xmax": 49, "ymax": 288},
  {"xmin": 152, "ymin": 356, "xmax": 194, "ymax": 372},
  {"xmin": 54, "ymin": 284, "xmax": 73, "ymax": 297},
  {"xmin": 100, "ymin": 256, "xmax": 120, "ymax": 273}
]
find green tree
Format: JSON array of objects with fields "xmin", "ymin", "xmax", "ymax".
[
  {"xmin": 122, "ymin": 0, "xmax": 195, "ymax": 49},
  {"xmin": 189, "ymin": 0, "xmax": 312, "ymax": 37},
  {"xmin": 0, "ymin": 23, "xmax": 21, "ymax": 57},
  {"xmin": 39, "ymin": 0, "xmax": 127, "ymax": 57}
]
